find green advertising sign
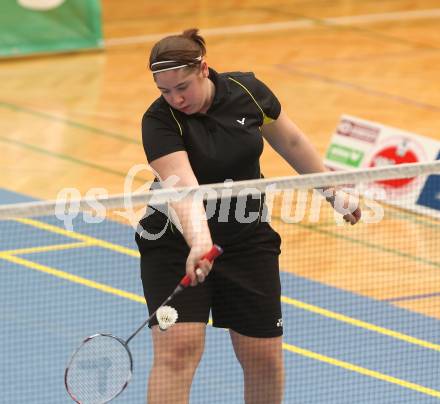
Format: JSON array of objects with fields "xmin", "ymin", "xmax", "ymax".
[
  {"xmin": 326, "ymin": 144, "xmax": 364, "ymax": 167},
  {"xmin": 0, "ymin": 0, "xmax": 103, "ymax": 57}
]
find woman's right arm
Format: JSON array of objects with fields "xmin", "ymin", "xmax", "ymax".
[{"xmin": 150, "ymin": 150, "xmax": 213, "ymax": 285}]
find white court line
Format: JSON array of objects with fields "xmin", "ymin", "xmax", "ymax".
[{"xmin": 105, "ymin": 8, "xmax": 440, "ymax": 47}]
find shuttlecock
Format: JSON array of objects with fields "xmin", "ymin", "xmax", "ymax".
[{"xmin": 156, "ymin": 306, "xmax": 178, "ymax": 331}]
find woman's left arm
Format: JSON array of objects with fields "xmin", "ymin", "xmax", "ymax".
[
  {"xmin": 262, "ymin": 109, "xmax": 361, "ymax": 224},
  {"xmin": 261, "ymin": 109, "xmax": 328, "ymax": 175}
]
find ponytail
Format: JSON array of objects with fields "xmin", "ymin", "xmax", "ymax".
[
  {"xmin": 181, "ymin": 28, "xmax": 206, "ymax": 56},
  {"xmin": 149, "ymin": 28, "xmax": 207, "ymax": 73}
]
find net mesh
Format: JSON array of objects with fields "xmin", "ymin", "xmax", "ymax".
[{"xmin": 0, "ymin": 162, "xmax": 439, "ymax": 403}]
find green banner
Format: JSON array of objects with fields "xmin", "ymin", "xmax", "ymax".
[
  {"xmin": 326, "ymin": 143, "xmax": 364, "ymax": 167},
  {"xmin": 0, "ymin": 0, "xmax": 103, "ymax": 57}
]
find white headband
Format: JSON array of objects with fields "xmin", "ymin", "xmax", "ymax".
[{"xmin": 151, "ymin": 56, "xmax": 202, "ymax": 74}]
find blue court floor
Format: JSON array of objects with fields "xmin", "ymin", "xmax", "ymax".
[{"xmin": 1, "ymin": 189, "xmax": 439, "ymax": 403}]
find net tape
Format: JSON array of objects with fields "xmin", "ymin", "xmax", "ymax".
[{"xmin": 0, "ymin": 161, "xmax": 438, "ymax": 219}]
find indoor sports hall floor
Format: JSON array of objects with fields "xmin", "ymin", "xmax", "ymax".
[
  {"xmin": 1, "ymin": 188, "xmax": 440, "ymax": 403},
  {"xmin": 1, "ymin": 0, "xmax": 439, "ymax": 402}
]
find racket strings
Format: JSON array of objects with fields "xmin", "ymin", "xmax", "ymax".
[{"xmin": 66, "ymin": 335, "xmax": 132, "ymax": 404}]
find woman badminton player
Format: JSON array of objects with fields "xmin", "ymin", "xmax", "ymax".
[{"xmin": 135, "ymin": 28, "xmax": 361, "ymax": 404}]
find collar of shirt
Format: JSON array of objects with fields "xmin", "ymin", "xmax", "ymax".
[{"xmin": 206, "ymin": 67, "xmax": 231, "ymax": 112}]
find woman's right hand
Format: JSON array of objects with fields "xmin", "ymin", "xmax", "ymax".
[{"xmin": 186, "ymin": 242, "xmax": 214, "ymax": 286}]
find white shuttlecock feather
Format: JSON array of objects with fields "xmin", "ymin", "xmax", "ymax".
[{"xmin": 156, "ymin": 306, "xmax": 178, "ymax": 331}]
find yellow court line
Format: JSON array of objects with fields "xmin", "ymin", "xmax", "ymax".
[
  {"xmin": 0, "ymin": 241, "xmax": 90, "ymax": 256},
  {"xmin": 15, "ymin": 218, "xmax": 140, "ymax": 257},
  {"xmin": 1, "ymin": 252, "xmax": 439, "ymax": 399},
  {"xmin": 281, "ymin": 296, "xmax": 440, "ymax": 352},
  {"xmin": 0, "ymin": 253, "xmax": 145, "ymax": 304},
  {"xmin": 282, "ymin": 343, "xmax": 440, "ymax": 399},
  {"xmin": 15, "ymin": 217, "xmax": 440, "ymax": 354}
]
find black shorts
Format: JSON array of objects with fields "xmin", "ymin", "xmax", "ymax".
[{"xmin": 135, "ymin": 216, "xmax": 283, "ymax": 338}]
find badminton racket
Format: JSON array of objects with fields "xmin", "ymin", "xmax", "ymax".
[{"xmin": 64, "ymin": 244, "xmax": 223, "ymax": 404}]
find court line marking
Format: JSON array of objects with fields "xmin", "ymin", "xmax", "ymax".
[
  {"xmin": 294, "ymin": 221, "xmax": 440, "ymax": 269},
  {"xmin": 11, "ymin": 217, "xmax": 440, "ymax": 353},
  {"xmin": 276, "ymin": 65, "xmax": 440, "ymax": 112},
  {"xmin": 17, "ymin": 214, "xmax": 440, "ymax": 271},
  {"xmin": 0, "ymin": 136, "xmax": 148, "ymax": 184},
  {"xmin": 0, "ymin": 241, "xmax": 90, "ymax": 256},
  {"xmin": 0, "ymin": 102, "xmax": 140, "ymax": 145},
  {"xmin": 385, "ymin": 292, "xmax": 440, "ymax": 303},
  {"xmin": 105, "ymin": 9, "xmax": 440, "ymax": 46},
  {"xmin": 0, "ymin": 253, "xmax": 145, "ymax": 304},
  {"xmin": 15, "ymin": 217, "xmax": 140, "ymax": 258},
  {"xmin": 8, "ymin": 223, "xmax": 435, "ymax": 345},
  {"xmin": 281, "ymin": 296, "xmax": 440, "ymax": 352},
  {"xmin": 382, "ymin": 209, "xmax": 440, "ymax": 230},
  {"xmin": 282, "ymin": 343, "xmax": 440, "ymax": 399},
  {"xmin": 269, "ymin": 215, "xmax": 440, "ymax": 270},
  {"xmin": 1, "ymin": 252, "xmax": 439, "ymax": 399}
]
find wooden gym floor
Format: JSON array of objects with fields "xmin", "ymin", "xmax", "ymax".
[{"xmin": 0, "ymin": 0, "xmax": 439, "ymax": 319}]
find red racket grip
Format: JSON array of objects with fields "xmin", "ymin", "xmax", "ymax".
[{"xmin": 179, "ymin": 244, "xmax": 223, "ymax": 288}]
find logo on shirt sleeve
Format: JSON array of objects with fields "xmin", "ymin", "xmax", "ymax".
[{"xmin": 236, "ymin": 117, "xmax": 246, "ymax": 125}]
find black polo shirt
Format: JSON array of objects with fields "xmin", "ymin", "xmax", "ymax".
[
  {"xmin": 142, "ymin": 68, "xmax": 281, "ymax": 184},
  {"xmin": 140, "ymin": 68, "xmax": 281, "ymax": 241}
]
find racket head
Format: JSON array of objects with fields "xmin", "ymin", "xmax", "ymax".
[{"xmin": 65, "ymin": 333, "xmax": 133, "ymax": 404}]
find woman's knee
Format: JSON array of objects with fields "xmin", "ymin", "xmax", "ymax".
[
  {"xmin": 163, "ymin": 342, "xmax": 204, "ymax": 372},
  {"xmin": 152, "ymin": 323, "xmax": 206, "ymax": 373},
  {"xmin": 244, "ymin": 350, "xmax": 283, "ymax": 375},
  {"xmin": 231, "ymin": 332, "xmax": 283, "ymax": 373}
]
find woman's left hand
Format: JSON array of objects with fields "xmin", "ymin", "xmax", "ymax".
[{"xmin": 325, "ymin": 188, "xmax": 362, "ymax": 225}]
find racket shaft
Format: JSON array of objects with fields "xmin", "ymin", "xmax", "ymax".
[{"xmin": 125, "ymin": 244, "xmax": 222, "ymax": 344}]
